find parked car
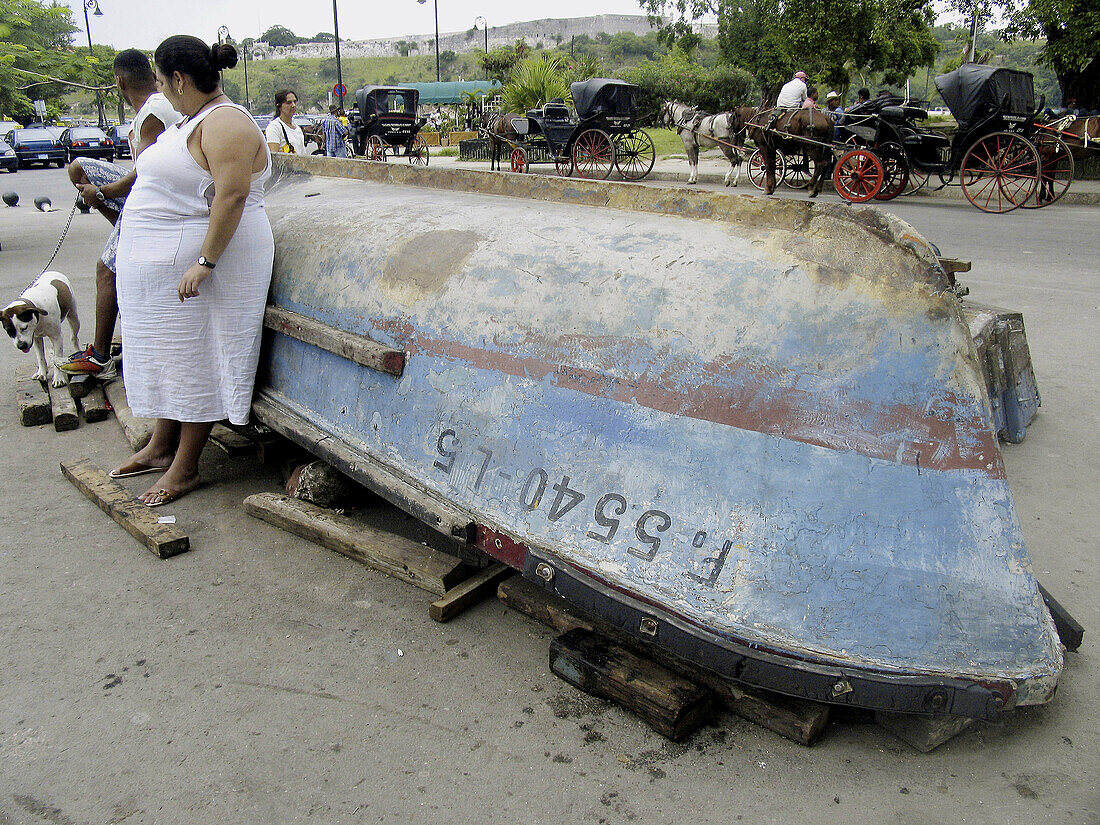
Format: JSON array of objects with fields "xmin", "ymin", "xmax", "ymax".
[
  {"xmin": 0, "ymin": 120, "xmax": 21, "ymax": 137},
  {"xmin": 60, "ymin": 126, "xmax": 115, "ymax": 162},
  {"xmin": 105, "ymin": 123, "xmax": 132, "ymax": 158},
  {"xmin": 3, "ymin": 128, "xmax": 66, "ymax": 168},
  {"xmin": 252, "ymin": 114, "xmax": 273, "ymax": 132},
  {"xmin": 0, "ymin": 139, "xmax": 18, "ymax": 173}
]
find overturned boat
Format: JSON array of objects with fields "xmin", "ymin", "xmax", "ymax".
[{"xmin": 256, "ymin": 155, "xmax": 1061, "ymax": 720}]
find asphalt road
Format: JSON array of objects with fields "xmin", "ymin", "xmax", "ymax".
[{"xmin": 0, "ymin": 163, "xmax": 1096, "ymax": 825}]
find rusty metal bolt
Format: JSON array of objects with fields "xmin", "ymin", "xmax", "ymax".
[{"xmin": 534, "ymin": 562, "xmax": 554, "ymax": 582}]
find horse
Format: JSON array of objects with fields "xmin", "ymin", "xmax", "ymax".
[
  {"xmin": 480, "ymin": 111, "xmax": 524, "ymax": 171},
  {"xmin": 660, "ymin": 101, "xmax": 751, "ymax": 186},
  {"xmin": 745, "ymin": 106, "xmax": 835, "ymax": 197}
]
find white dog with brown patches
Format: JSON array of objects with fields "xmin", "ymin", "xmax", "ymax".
[{"xmin": 2, "ymin": 271, "xmax": 81, "ymax": 388}]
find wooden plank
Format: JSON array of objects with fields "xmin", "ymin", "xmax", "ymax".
[
  {"xmin": 264, "ymin": 305, "xmax": 406, "ymax": 377},
  {"xmin": 429, "ymin": 562, "xmax": 512, "ymax": 622},
  {"xmin": 102, "ymin": 378, "xmax": 154, "ymax": 450},
  {"xmin": 243, "ymin": 492, "xmax": 471, "ymax": 596},
  {"xmin": 209, "ymin": 423, "xmax": 256, "ymax": 456},
  {"xmin": 60, "ymin": 457, "xmax": 190, "ymax": 558},
  {"xmin": 80, "ymin": 384, "xmax": 110, "ymax": 423},
  {"xmin": 499, "ymin": 576, "xmax": 828, "ymax": 745},
  {"xmin": 15, "ymin": 368, "xmax": 52, "ymax": 427},
  {"xmin": 46, "ymin": 379, "xmax": 79, "ymax": 431},
  {"xmin": 1038, "ymin": 582, "xmax": 1084, "ymax": 652},
  {"xmin": 498, "ymin": 576, "xmax": 594, "ymax": 634},
  {"xmin": 875, "ymin": 711, "xmax": 974, "ymax": 753},
  {"xmin": 67, "ymin": 372, "xmax": 94, "ymax": 400},
  {"xmin": 722, "ymin": 684, "xmax": 830, "ymax": 747},
  {"xmin": 549, "ymin": 627, "xmax": 717, "ymax": 741},
  {"xmin": 937, "ymin": 257, "xmax": 971, "ymax": 275}
]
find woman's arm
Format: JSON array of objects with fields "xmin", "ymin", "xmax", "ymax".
[{"xmin": 178, "ymin": 109, "xmax": 262, "ymax": 301}]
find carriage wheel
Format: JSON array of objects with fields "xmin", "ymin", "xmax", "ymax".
[
  {"xmin": 960, "ymin": 132, "xmax": 1038, "ymax": 213},
  {"xmin": 344, "ymin": 133, "xmax": 357, "ymax": 158},
  {"xmin": 572, "ymin": 129, "xmax": 615, "ymax": 180},
  {"xmin": 554, "ymin": 154, "xmax": 573, "ymax": 177},
  {"xmin": 1021, "ymin": 134, "xmax": 1074, "ymax": 208},
  {"xmin": 510, "ymin": 146, "xmax": 529, "ymax": 174},
  {"xmin": 613, "ymin": 129, "xmax": 655, "ymax": 181},
  {"xmin": 873, "ymin": 143, "xmax": 910, "ymax": 201},
  {"xmin": 408, "ymin": 135, "xmax": 429, "ymax": 166},
  {"xmin": 833, "ymin": 148, "xmax": 884, "ymax": 203},
  {"xmin": 904, "ymin": 167, "xmax": 929, "ymax": 195},
  {"xmin": 748, "ymin": 149, "xmax": 785, "ymax": 191},
  {"xmin": 366, "ymin": 136, "xmax": 386, "ymax": 162},
  {"xmin": 783, "ymin": 151, "xmax": 816, "ymax": 189}
]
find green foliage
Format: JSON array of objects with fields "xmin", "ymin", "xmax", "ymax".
[
  {"xmin": 261, "ymin": 25, "xmax": 304, "ymax": 48},
  {"xmin": 0, "ymin": 0, "xmax": 83, "ymax": 120},
  {"xmin": 479, "ymin": 41, "xmax": 529, "ymax": 83},
  {"xmin": 618, "ymin": 47, "xmax": 753, "ymax": 115},
  {"xmin": 501, "ymin": 53, "xmax": 571, "ymax": 112}
]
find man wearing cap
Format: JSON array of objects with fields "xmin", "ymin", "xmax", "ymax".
[
  {"xmin": 776, "ymin": 71, "xmax": 809, "ymax": 109},
  {"xmin": 824, "ymin": 90, "xmax": 845, "ymax": 140}
]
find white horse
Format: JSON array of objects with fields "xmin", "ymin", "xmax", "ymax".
[{"xmin": 660, "ymin": 101, "xmax": 749, "ymax": 186}]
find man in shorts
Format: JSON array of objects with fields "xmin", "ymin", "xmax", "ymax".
[{"xmin": 59, "ymin": 49, "xmax": 180, "ymax": 378}]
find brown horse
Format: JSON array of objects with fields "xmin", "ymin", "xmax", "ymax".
[
  {"xmin": 1046, "ymin": 114, "xmax": 1100, "ymax": 160},
  {"xmin": 480, "ymin": 111, "xmax": 524, "ymax": 171},
  {"xmin": 745, "ymin": 107, "xmax": 835, "ymax": 196}
]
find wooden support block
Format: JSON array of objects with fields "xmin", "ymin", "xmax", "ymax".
[
  {"xmin": 60, "ymin": 457, "xmax": 189, "ymax": 558},
  {"xmin": 937, "ymin": 257, "xmax": 971, "ymax": 275},
  {"xmin": 498, "ymin": 576, "xmax": 594, "ymax": 634},
  {"xmin": 243, "ymin": 492, "xmax": 471, "ymax": 596},
  {"xmin": 429, "ymin": 563, "xmax": 512, "ymax": 622},
  {"xmin": 102, "ymin": 378, "xmax": 154, "ymax": 450},
  {"xmin": 15, "ymin": 369, "xmax": 52, "ymax": 426},
  {"xmin": 264, "ymin": 305, "xmax": 406, "ymax": 376},
  {"xmin": 209, "ymin": 423, "xmax": 256, "ymax": 456},
  {"xmin": 68, "ymin": 373, "xmax": 94, "ymax": 400},
  {"xmin": 720, "ymin": 684, "xmax": 830, "ymax": 747},
  {"xmin": 550, "ymin": 627, "xmax": 717, "ymax": 741},
  {"xmin": 875, "ymin": 711, "xmax": 974, "ymax": 753},
  {"xmin": 80, "ymin": 384, "xmax": 110, "ymax": 423},
  {"xmin": 46, "ymin": 379, "xmax": 79, "ymax": 431},
  {"xmin": 1038, "ymin": 582, "xmax": 1084, "ymax": 652}
]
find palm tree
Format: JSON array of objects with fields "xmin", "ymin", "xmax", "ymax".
[{"xmin": 501, "ymin": 53, "xmax": 571, "ymax": 113}]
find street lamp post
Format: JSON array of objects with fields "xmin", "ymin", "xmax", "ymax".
[
  {"xmin": 83, "ymin": 0, "xmax": 105, "ymax": 128},
  {"xmin": 417, "ymin": 0, "xmax": 440, "ymax": 82},
  {"xmin": 333, "ymin": 0, "xmax": 344, "ymax": 109},
  {"xmin": 243, "ymin": 41, "xmax": 251, "ymax": 113},
  {"xmin": 474, "ymin": 15, "xmax": 487, "ymax": 54}
]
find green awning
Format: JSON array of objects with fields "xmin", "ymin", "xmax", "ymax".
[{"xmin": 402, "ymin": 81, "xmax": 502, "ymax": 105}]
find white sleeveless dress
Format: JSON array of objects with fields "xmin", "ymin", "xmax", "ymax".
[{"xmin": 116, "ymin": 102, "xmax": 273, "ymax": 425}]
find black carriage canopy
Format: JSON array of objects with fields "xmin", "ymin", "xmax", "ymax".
[
  {"xmin": 935, "ymin": 64, "xmax": 1035, "ymax": 131},
  {"xmin": 356, "ymin": 86, "xmax": 419, "ymax": 118},
  {"xmin": 570, "ymin": 79, "xmax": 640, "ymax": 119}
]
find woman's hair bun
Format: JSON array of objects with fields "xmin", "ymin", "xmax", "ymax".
[{"xmin": 210, "ymin": 42, "xmax": 239, "ymax": 71}]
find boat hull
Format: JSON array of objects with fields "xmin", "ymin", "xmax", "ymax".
[{"xmin": 258, "ymin": 157, "xmax": 1061, "ymax": 719}]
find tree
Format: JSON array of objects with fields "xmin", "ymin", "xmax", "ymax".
[
  {"xmin": 620, "ymin": 47, "xmax": 753, "ymax": 113},
  {"xmin": 0, "ymin": 0, "xmax": 79, "ymax": 120},
  {"xmin": 395, "ymin": 40, "xmax": 419, "ymax": 57},
  {"xmin": 312, "ymin": 32, "xmax": 336, "ymax": 43},
  {"xmin": 479, "ymin": 41, "xmax": 528, "ymax": 83},
  {"xmin": 260, "ymin": 25, "xmax": 303, "ymax": 47},
  {"xmin": 998, "ymin": 0, "xmax": 1099, "ymax": 108},
  {"xmin": 501, "ymin": 53, "xmax": 571, "ymax": 112}
]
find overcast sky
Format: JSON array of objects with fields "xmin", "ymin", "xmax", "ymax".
[{"xmin": 61, "ymin": 0, "xmax": 661, "ymax": 51}]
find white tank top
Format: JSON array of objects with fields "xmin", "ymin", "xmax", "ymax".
[
  {"xmin": 126, "ymin": 101, "xmax": 270, "ymax": 224},
  {"xmin": 129, "ymin": 92, "xmax": 181, "ymax": 156}
]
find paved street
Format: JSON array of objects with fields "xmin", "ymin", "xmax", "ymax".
[{"xmin": 0, "ymin": 163, "xmax": 1096, "ymax": 824}]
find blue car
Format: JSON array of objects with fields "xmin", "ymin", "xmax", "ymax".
[
  {"xmin": 105, "ymin": 123, "xmax": 132, "ymax": 159},
  {"xmin": 4, "ymin": 128, "xmax": 66, "ymax": 168},
  {"xmin": 0, "ymin": 139, "xmax": 17, "ymax": 173}
]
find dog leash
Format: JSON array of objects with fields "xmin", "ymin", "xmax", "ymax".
[{"xmin": 37, "ymin": 197, "xmax": 81, "ymax": 277}]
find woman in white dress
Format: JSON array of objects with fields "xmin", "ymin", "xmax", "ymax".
[
  {"xmin": 265, "ymin": 89, "xmax": 307, "ymax": 155},
  {"xmin": 111, "ymin": 35, "xmax": 273, "ymax": 506}
]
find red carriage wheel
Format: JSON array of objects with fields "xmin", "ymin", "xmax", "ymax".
[
  {"xmin": 833, "ymin": 148, "xmax": 884, "ymax": 202},
  {"xmin": 960, "ymin": 132, "xmax": 1038, "ymax": 213},
  {"xmin": 366, "ymin": 136, "xmax": 386, "ymax": 162},
  {"xmin": 747, "ymin": 149, "xmax": 785, "ymax": 191},
  {"xmin": 554, "ymin": 154, "xmax": 573, "ymax": 177},
  {"xmin": 408, "ymin": 135, "xmax": 429, "ymax": 166},
  {"xmin": 1021, "ymin": 134, "xmax": 1074, "ymax": 208},
  {"xmin": 613, "ymin": 129, "xmax": 655, "ymax": 181},
  {"xmin": 572, "ymin": 129, "xmax": 615, "ymax": 180},
  {"xmin": 873, "ymin": 143, "xmax": 910, "ymax": 201},
  {"xmin": 510, "ymin": 146, "xmax": 529, "ymax": 173}
]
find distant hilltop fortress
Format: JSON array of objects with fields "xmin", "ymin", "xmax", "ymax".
[{"xmin": 249, "ymin": 15, "xmax": 718, "ymax": 60}]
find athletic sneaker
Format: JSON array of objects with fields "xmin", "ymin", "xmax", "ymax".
[{"xmin": 58, "ymin": 345, "xmax": 117, "ymax": 380}]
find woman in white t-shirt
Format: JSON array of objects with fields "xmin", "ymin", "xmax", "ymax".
[{"xmin": 265, "ymin": 89, "xmax": 306, "ymax": 155}]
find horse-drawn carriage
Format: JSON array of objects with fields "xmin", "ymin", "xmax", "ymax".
[
  {"xmin": 833, "ymin": 65, "xmax": 1073, "ymax": 211},
  {"xmin": 350, "ymin": 85, "xmax": 429, "ymax": 165},
  {"xmin": 490, "ymin": 78, "xmax": 656, "ymax": 180}
]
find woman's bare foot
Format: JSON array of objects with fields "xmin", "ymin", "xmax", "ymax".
[
  {"xmin": 138, "ymin": 472, "xmax": 202, "ymax": 507},
  {"xmin": 111, "ymin": 447, "xmax": 177, "ymax": 478}
]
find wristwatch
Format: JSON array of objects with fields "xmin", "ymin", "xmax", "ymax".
[
  {"xmin": 95, "ymin": 188, "xmax": 106, "ymax": 203},
  {"xmin": 197, "ymin": 256, "xmax": 216, "ymax": 269}
]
